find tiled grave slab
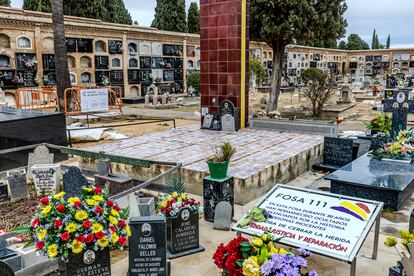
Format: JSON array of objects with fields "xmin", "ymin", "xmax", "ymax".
[{"xmin": 84, "ymin": 125, "xmax": 323, "ymax": 204}]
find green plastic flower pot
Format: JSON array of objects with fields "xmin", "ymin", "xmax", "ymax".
[{"xmin": 207, "ymin": 161, "xmax": 229, "ymax": 179}]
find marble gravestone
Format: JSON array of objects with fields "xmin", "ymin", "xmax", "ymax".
[
  {"xmin": 63, "ymin": 167, "xmax": 88, "ymax": 199},
  {"xmin": 220, "ymin": 100, "xmax": 238, "ymax": 132},
  {"xmin": 7, "ymin": 171, "xmax": 28, "ymax": 201},
  {"xmin": 129, "ymin": 216, "xmax": 167, "ymax": 276},
  {"xmin": 202, "ymin": 114, "xmax": 214, "ymax": 129},
  {"xmin": 0, "ymin": 183, "xmax": 8, "ymax": 202},
  {"xmin": 203, "ymin": 176, "xmax": 234, "ymax": 222},
  {"xmin": 214, "ymin": 201, "xmax": 233, "ymax": 231},
  {"xmin": 383, "ymin": 89, "xmax": 414, "ymax": 137},
  {"xmin": 31, "ymin": 164, "xmax": 61, "ymax": 196},
  {"xmin": 27, "ymin": 145, "xmax": 54, "ymax": 179}
]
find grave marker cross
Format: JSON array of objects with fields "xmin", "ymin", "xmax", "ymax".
[{"xmin": 383, "ymin": 89, "xmax": 414, "ymax": 137}]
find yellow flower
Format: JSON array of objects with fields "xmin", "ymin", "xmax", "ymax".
[
  {"xmin": 261, "ymin": 233, "xmax": 272, "ymax": 243},
  {"xmin": 84, "ymin": 187, "xmax": 93, "ymax": 193},
  {"xmin": 42, "ymin": 205, "xmax": 52, "ymax": 216},
  {"xmin": 75, "ymin": 211, "xmax": 88, "ymax": 221},
  {"xmin": 92, "ymin": 223, "xmax": 103, "ymax": 234},
  {"xmin": 68, "ymin": 197, "xmax": 80, "ymax": 204},
  {"xmin": 166, "ymin": 195, "xmax": 172, "ymax": 201},
  {"xmin": 92, "ymin": 195, "xmax": 103, "ymax": 202},
  {"xmin": 161, "ymin": 201, "xmax": 167, "ymax": 208},
  {"xmin": 111, "ymin": 233, "xmax": 119, "ymax": 244},
  {"xmin": 177, "ymin": 197, "xmax": 182, "ymax": 202},
  {"xmin": 111, "ymin": 209, "xmax": 120, "ymax": 217},
  {"xmin": 384, "ymin": 236, "xmax": 398, "ymax": 247},
  {"xmin": 47, "ymin": 244, "xmax": 58, "ymax": 258},
  {"xmin": 125, "ymin": 226, "xmax": 131, "ymax": 237},
  {"xmin": 399, "ymin": 229, "xmax": 411, "ymax": 240},
  {"xmin": 71, "ymin": 240, "xmax": 83, "ymax": 254},
  {"xmin": 242, "ymin": 256, "xmax": 261, "ymax": 276},
  {"xmin": 97, "ymin": 236, "xmax": 109, "ymax": 247},
  {"xmin": 53, "ymin": 192, "xmax": 65, "ymax": 199},
  {"xmin": 86, "ymin": 199, "xmax": 97, "ymax": 206},
  {"xmin": 268, "ymin": 243, "xmax": 279, "ymax": 254},
  {"xmin": 278, "ymin": 247, "xmax": 287, "ymax": 254},
  {"xmin": 172, "ymin": 192, "xmax": 178, "ymax": 198},
  {"xmin": 37, "ymin": 229, "xmax": 47, "ymax": 241},
  {"xmin": 251, "ymin": 237, "xmax": 263, "ymax": 247},
  {"xmin": 66, "ymin": 223, "xmax": 77, "ymax": 233},
  {"xmin": 109, "ymin": 216, "xmax": 118, "ymax": 225},
  {"xmin": 181, "ymin": 193, "xmax": 187, "ymax": 199}
]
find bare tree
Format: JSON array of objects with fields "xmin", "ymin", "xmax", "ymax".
[
  {"xmin": 51, "ymin": 0, "xmax": 71, "ymax": 111},
  {"xmin": 301, "ymin": 68, "xmax": 335, "ymax": 118}
]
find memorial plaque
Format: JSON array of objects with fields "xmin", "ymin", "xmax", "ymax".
[
  {"xmin": 174, "ymin": 69, "xmax": 183, "ymax": 81},
  {"xmin": 42, "ymin": 54, "xmax": 55, "ymax": 70},
  {"xmin": 174, "ymin": 58, "xmax": 183, "ymax": 69},
  {"xmin": 27, "ymin": 145, "xmax": 54, "ymax": 179},
  {"xmin": 95, "ymin": 56, "xmax": 109, "ymax": 70},
  {"xmin": 108, "ymin": 40, "xmax": 122, "ymax": 54},
  {"xmin": 0, "ymin": 183, "xmax": 8, "ymax": 202},
  {"xmin": 77, "ymin": 39, "xmax": 93, "ymax": 53},
  {"xmin": 31, "ymin": 164, "xmax": 61, "ymax": 196},
  {"xmin": 163, "ymin": 44, "xmax": 176, "ymax": 56},
  {"xmin": 202, "ymin": 114, "xmax": 214, "ymax": 129},
  {"xmin": 323, "ymin": 137, "xmax": 354, "ymax": 167},
  {"xmin": 60, "ymin": 247, "xmax": 110, "ymax": 276},
  {"xmin": 128, "ymin": 69, "xmax": 140, "ymax": 84},
  {"xmin": 151, "ymin": 57, "xmax": 163, "ymax": 69},
  {"xmin": 66, "ymin": 38, "xmax": 77, "ymax": 52},
  {"xmin": 163, "ymin": 57, "xmax": 174, "ymax": 69},
  {"xmin": 167, "ymin": 208, "xmax": 199, "ymax": 254},
  {"xmin": 95, "ymin": 70, "xmax": 110, "ymax": 84},
  {"xmin": 221, "ymin": 114, "xmax": 236, "ymax": 132},
  {"xmin": 7, "ymin": 171, "xmax": 28, "ymax": 201},
  {"xmin": 140, "ymin": 57, "xmax": 152, "ymax": 69},
  {"xmin": 110, "ymin": 70, "xmax": 124, "ymax": 85},
  {"xmin": 16, "ymin": 53, "xmax": 36, "ymax": 70},
  {"xmin": 63, "ymin": 167, "xmax": 88, "ymax": 199},
  {"xmin": 140, "ymin": 70, "xmax": 152, "ymax": 83},
  {"xmin": 129, "ymin": 216, "xmax": 167, "ymax": 276},
  {"xmin": 220, "ymin": 100, "xmax": 235, "ymax": 116},
  {"xmin": 151, "ymin": 43, "xmax": 163, "ymax": 56},
  {"xmin": 356, "ymin": 141, "xmax": 371, "ymax": 158},
  {"xmin": 163, "ymin": 70, "xmax": 174, "ymax": 82},
  {"xmin": 214, "ymin": 201, "xmax": 233, "ymax": 231}
]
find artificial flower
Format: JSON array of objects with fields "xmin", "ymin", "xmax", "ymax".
[
  {"xmin": 47, "ymin": 244, "xmax": 58, "ymax": 258},
  {"xmin": 40, "ymin": 197, "xmax": 49, "ymax": 205},
  {"xmin": 83, "ymin": 220, "xmax": 92, "ymax": 229},
  {"xmin": 54, "ymin": 220, "xmax": 62, "ymax": 228},
  {"xmin": 75, "ymin": 211, "xmax": 88, "ymax": 221},
  {"xmin": 97, "ymin": 236, "xmax": 109, "ymax": 247},
  {"xmin": 37, "ymin": 229, "xmax": 47, "ymax": 241},
  {"xmin": 56, "ymin": 205, "xmax": 65, "ymax": 213},
  {"xmin": 92, "ymin": 223, "xmax": 103, "ymax": 234},
  {"xmin": 66, "ymin": 223, "xmax": 77, "ymax": 233},
  {"xmin": 242, "ymin": 256, "xmax": 261, "ymax": 276},
  {"xmin": 86, "ymin": 199, "xmax": 97, "ymax": 206},
  {"xmin": 92, "ymin": 195, "xmax": 103, "ymax": 202},
  {"xmin": 109, "ymin": 216, "xmax": 118, "ymax": 225},
  {"xmin": 54, "ymin": 192, "xmax": 65, "ymax": 199},
  {"xmin": 71, "ymin": 240, "xmax": 83, "ymax": 254},
  {"xmin": 42, "ymin": 205, "xmax": 52, "ymax": 216},
  {"xmin": 68, "ymin": 197, "xmax": 80, "ymax": 204}
]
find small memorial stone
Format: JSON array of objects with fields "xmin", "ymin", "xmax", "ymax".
[
  {"xmin": 27, "ymin": 145, "xmax": 54, "ymax": 179},
  {"xmin": 214, "ymin": 201, "xmax": 233, "ymax": 231},
  {"xmin": 129, "ymin": 216, "xmax": 167, "ymax": 276},
  {"xmin": 94, "ymin": 174, "xmax": 133, "ymax": 196},
  {"xmin": 63, "ymin": 167, "xmax": 88, "ymax": 199},
  {"xmin": 31, "ymin": 164, "xmax": 61, "ymax": 196},
  {"xmin": 202, "ymin": 114, "xmax": 214, "ymax": 129},
  {"xmin": 0, "ymin": 183, "xmax": 8, "ymax": 202},
  {"xmin": 221, "ymin": 114, "xmax": 236, "ymax": 132},
  {"xmin": 7, "ymin": 171, "xmax": 28, "ymax": 201}
]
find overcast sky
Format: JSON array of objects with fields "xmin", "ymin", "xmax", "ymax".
[{"xmin": 10, "ymin": 0, "xmax": 414, "ymax": 48}]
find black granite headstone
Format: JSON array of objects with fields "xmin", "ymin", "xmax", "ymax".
[
  {"xmin": 356, "ymin": 140, "xmax": 371, "ymax": 158},
  {"xmin": 95, "ymin": 56, "xmax": 109, "ymax": 70},
  {"xmin": 129, "ymin": 216, "xmax": 167, "ymax": 276},
  {"xmin": 323, "ymin": 137, "xmax": 354, "ymax": 168},
  {"xmin": 128, "ymin": 70, "xmax": 140, "ymax": 85},
  {"xmin": 383, "ymin": 89, "xmax": 414, "ymax": 137},
  {"xmin": 7, "ymin": 171, "xmax": 28, "ymax": 201},
  {"xmin": 0, "ymin": 183, "xmax": 8, "ymax": 202},
  {"xmin": 108, "ymin": 40, "xmax": 122, "ymax": 54},
  {"xmin": 140, "ymin": 57, "xmax": 152, "ymax": 69},
  {"xmin": 63, "ymin": 167, "xmax": 88, "ymax": 199},
  {"xmin": 203, "ymin": 176, "xmax": 234, "ymax": 222},
  {"xmin": 167, "ymin": 208, "xmax": 199, "ymax": 254},
  {"xmin": 59, "ymin": 247, "xmax": 110, "ymax": 276},
  {"xmin": 0, "ymin": 261, "xmax": 14, "ymax": 276},
  {"xmin": 94, "ymin": 174, "xmax": 134, "ymax": 196},
  {"xmin": 66, "ymin": 38, "xmax": 77, "ymax": 52}
]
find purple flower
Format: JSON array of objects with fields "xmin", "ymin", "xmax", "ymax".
[
  {"xmin": 309, "ymin": 270, "xmax": 318, "ymax": 276},
  {"xmin": 298, "ymin": 248, "xmax": 312, "ymax": 257}
]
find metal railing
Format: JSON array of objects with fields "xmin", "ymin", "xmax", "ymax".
[{"xmin": 15, "ymin": 87, "xmax": 59, "ymax": 111}]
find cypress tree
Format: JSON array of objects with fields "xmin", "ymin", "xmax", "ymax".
[
  {"xmin": 386, "ymin": 34, "xmax": 391, "ymax": 49},
  {"xmin": 371, "ymin": 29, "xmax": 376, "ymax": 49},
  {"xmin": 0, "ymin": 0, "xmax": 11, "ymax": 7},
  {"xmin": 23, "ymin": 0, "xmax": 51, "ymax": 12},
  {"xmin": 375, "ymin": 34, "xmax": 380, "ymax": 49},
  {"xmin": 105, "ymin": 0, "xmax": 132, "ymax": 25},
  {"xmin": 152, "ymin": 0, "xmax": 188, "ymax": 33},
  {"xmin": 187, "ymin": 2, "xmax": 200, "ymax": 34}
]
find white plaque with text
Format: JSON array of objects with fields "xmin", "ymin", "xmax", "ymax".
[{"xmin": 80, "ymin": 88, "xmax": 109, "ymax": 113}]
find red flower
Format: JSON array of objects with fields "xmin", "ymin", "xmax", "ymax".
[
  {"xmin": 114, "ymin": 205, "xmax": 120, "ymax": 212},
  {"xmin": 108, "ymin": 226, "xmax": 117, "ymax": 233},
  {"xmin": 118, "ymin": 236, "xmax": 127, "ymax": 245},
  {"xmin": 76, "ymin": 235, "xmax": 85, "ymax": 243},
  {"xmin": 106, "ymin": 200, "xmax": 114, "ymax": 207},
  {"xmin": 31, "ymin": 218, "xmax": 39, "ymax": 228},
  {"xmin": 40, "ymin": 197, "xmax": 49, "ymax": 205},
  {"xmin": 83, "ymin": 220, "xmax": 91, "ymax": 229},
  {"xmin": 213, "ymin": 237, "xmax": 248, "ymax": 276},
  {"xmin": 35, "ymin": 241, "xmax": 45, "ymax": 250},
  {"xmin": 73, "ymin": 201, "xmax": 81, "ymax": 208},
  {"xmin": 95, "ymin": 206, "xmax": 103, "ymax": 214},
  {"xmin": 119, "ymin": 220, "xmax": 126, "ymax": 228},
  {"xmin": 94, "ymin": 187, "xmax": 102, "ymax": 194},
  {"xmin": 85, "ymin": 234, "xmax": 95, "ymax": 244},
  {"xmin": 56, "ymin": 205, "xmax": 65, "ymax": 213},
  {"xmin": 95, "ymin": 231, "xmax": 105, "ymax": 240},
  {"xmin": 54, "ymin": 220, "xmax": 62, "ymax": 228},
  {"xmin": 60, "ymin": 232, "xmax": 70, "ymax": 241}
]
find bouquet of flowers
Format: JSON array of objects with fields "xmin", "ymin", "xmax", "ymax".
[
  {"xmin": 384, "ymin": 229, "xmax": 414, "ymax": 271},
  {"xmin": 371, "ymin": 128, "xmax": 414, "ymax": 161},
  {"xmin": 213, "ymin": 234, "xmax": 317, "ymax": 276},
  {"xmin": 365, "ymin": 112, "xmax": 392, "ymax": 136},
  {"xmin": 158, "ymin": 192, "xmax": 200, "ymax": 217},
  {"xmin": 13, "ymin": 186, "xmax": 131, "ymax": 261}
]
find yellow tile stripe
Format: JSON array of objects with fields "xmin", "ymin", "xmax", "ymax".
[
  {"xmin": 240, "ymin": 0, "xmax": 247, "ymax": 129},
  {"xmin": 340, "ymin": 201, "xmax": 368, "ymax": 220}
]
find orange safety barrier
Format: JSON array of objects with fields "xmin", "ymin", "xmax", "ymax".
[
  {"xmin": 64, "ymin": 87, "xmax": 122, "ymax": 115},
  {"xmin": 15, "ymin": 87, "xmax": 59, "ymax": 111}
]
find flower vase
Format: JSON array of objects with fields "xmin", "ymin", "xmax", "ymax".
[
  {"xmin": 207, "ymin": 161, "xmax": 229, "ymax": 180},
  {"xmin": 58, "ymin": 247, "xmax": 111, "ymax": 276}
]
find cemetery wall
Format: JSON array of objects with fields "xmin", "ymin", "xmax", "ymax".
[{"xmin": 1, "ymin": 7, "xmax": 414, "ymax": 99}]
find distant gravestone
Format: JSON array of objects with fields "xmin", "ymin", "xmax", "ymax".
[
  {"xmin": 383, "ymin": 89, "xmax": 414, "ymax": 137},
  {"xmin": 0, "ymin": 261, "xmax": 14, "ymax": 276},
  {"xmin": 144, "ymin": 94, "xmax": 150, "ymax": 105},
  {"xmin": 27, "ymin": 146, "xmax": 54, "ymax": 179},
  {"xmin": 202, "ymin": 114, "xmax": 214, "ymax": 129},
  {"xmin": 31, "ymin": 164, "xmax": 61, "ymax": 196},
  {"xmin": 0, "ymin": 183, "xmax": 8, "ymax": 202},
  {"xmin": 0, "ymin": 88, "xmax": 6, "ymax": 107},
  {"xmin": 221, "ymin": 114, "xmax": 236, "ymax": 132},
  {"xmin": 63, "ymin": 167, "xmax": 88, "ymax": 199},
  {"xmin": 356, "ymin": 141, "xmax": 371, "ymax": 158},
  {"xmin": 7, "ymin": 171, "xmax": 28, "ymax": 201},
  {"xmin": 323, "ymin": 137, "xmax": 354, "ymax": 168},
  {"xmin": 129, "ymin": 216, "xmax": 167, "ymax": 276},
  {"xmin": 214, "ymin": 201, "xmax": 232, "ymax": 231}
]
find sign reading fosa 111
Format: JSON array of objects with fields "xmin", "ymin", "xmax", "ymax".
[
  {"xmin": 233, "ymin": 185, "xmax": 383, "ymax": 263},
  {"xmin": 80, "ymin": 88, "xmax": 109, "ymax": 113}
]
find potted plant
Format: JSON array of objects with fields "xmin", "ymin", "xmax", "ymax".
[
  {"xmin": 371, "ymin": 129, "xmax": 414, "ymax": 163},
  {"xmin": 365, "ymin": 112, "xmax": 392, "ymax": 136},
  {"xmin": 213, "ymin": 234, "xmax": 318, "ymax": 276},
  {"xmin": 13, "ymin": 186, "xmax": 131, "ymax": 276},
  {"xmin": 384, "ymin": 229, "xmax": 413, "ymax": 276},
  {"xmin": 207, "ymin": 142, "xmax": 236, "ymax": 179}
]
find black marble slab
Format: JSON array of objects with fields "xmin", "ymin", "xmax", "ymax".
[{"xmin": 203, "ymin": 176, "xmax": 234, "ymax": 222}]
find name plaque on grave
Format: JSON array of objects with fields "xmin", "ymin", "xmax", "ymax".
[
  {"xmin": 31, "ymin": 164, "xmax": 61, "ymax": 196},
  {"xmin": 59, "ymin": 247, "xmax": 110, "ymax": 276},
  {"xmin": 7, "ymin": 171, "xmax": 28, "ymax": 200},
  {"xmin": 0, "ymin": 183, "xmax": 8, "ymax": 202},
  {"xmin": 323, "ymin": 137, "xmax": 354, "ymax": 167},
  {"xmin": 129, "ymin": 216, "xmax": 167, "ymax": 276},
  {"xmin": 233, "ymin": 185, "xmax": 383, "ymax": 262},
  {"xmin": 167, "ymin": 207, "xmax": 199, "ymax": 254}
]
